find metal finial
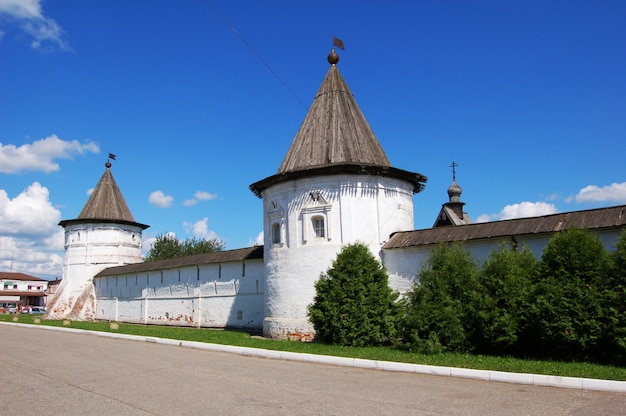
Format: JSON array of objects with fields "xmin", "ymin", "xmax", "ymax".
[
  {"xmin": 450, "ymin": 161, "xmax": 458, "ymax": 182},
  {"xmin": 327, "ymin": 48, "xmax": 340, "ymax": 65}
]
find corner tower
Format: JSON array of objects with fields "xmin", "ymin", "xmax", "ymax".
[
  {"xmin": 46, "ymin": 161, "xmax": 149, "ymax": 320},
  {"xmin": 250, "ymin": 50, "xmax": 427, "ymax": 340}
]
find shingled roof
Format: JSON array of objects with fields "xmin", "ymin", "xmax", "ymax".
[
  {"xmin": 59, "ymin": 162, "xmax": 148, "ymax": 229},
  {"xmin": 278, "ymin": 52, "xmax": 390, "ymax": 172},
  {"xmin": 383, "ymin": 205, "xmax": 626, "ymax": 249},
  {"xmin": 250, "ymin": 50, "xmax": 427, "ymax": 197},
  {"xmin": 95, "ymin": 246, "xmax": 264, "ymax": 277}
]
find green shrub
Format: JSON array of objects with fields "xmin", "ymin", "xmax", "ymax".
[
  {"xmin": 474, "ymin": 244, "xmax": 538, "ymax": 355},
  {"xmin": 603, "ymin": 230, "xmax": 626, "ymax": 363},
  {"xmin": 527, "ymin": 228, "xmax": 613, "ymax": 361},
  {"xmin": 308, "ymin": 243, "xmax": 399, "ymax": 347},
  {"xmin": 401, "ymin": 243, "xmax": 480, "ymax": 353}
]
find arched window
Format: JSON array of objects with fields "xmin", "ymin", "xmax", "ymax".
[
  {"xmin": 312, "ymin": 216, "xmax": 325, "ymax": 238},
  {"xmin": 272, "ymin": 223, "xmax": 281, "ymax": 244}
]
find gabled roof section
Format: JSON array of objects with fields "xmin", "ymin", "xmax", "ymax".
[
  {"xmin": 95, "ymin": 246, "xmax": 264, "ymax": 277},
  {"xmin": 433, "ymin": 205, "xmax": 472, "ymax": 227},
  {"xmin": 278, "ymin": 51, "xmax": 390, "ymax": 173},
  {"xmin": 383, "ymin": 205, "xmax": 626, "ymax": 249},
  {"xmin": 59, "ymin": 162, "xmax": 149, "ymax": 229}
]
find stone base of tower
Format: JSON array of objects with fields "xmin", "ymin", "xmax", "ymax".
[
  {"xmin": 263, "ymin": 317, "xmax": 315, "ymax": 342},
  {"xmin": 45, "ymin": 278, "xmax": 96, "ymax": 321}
]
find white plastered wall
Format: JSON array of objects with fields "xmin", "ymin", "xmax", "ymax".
[{"xmin": 94, "ymin": 259, "xmax": 265, "ymax": 329}]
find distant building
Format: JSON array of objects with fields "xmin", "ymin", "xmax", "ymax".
[
  {"xmin": 48, "ymin": 50, "xmax": 626, "ymax": 339},
  {"xmin": 0, "ymin": 272, "xmax": 49, "ymax": 312}
]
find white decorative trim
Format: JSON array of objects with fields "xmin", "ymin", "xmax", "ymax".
[{"xmin": 302, "ymin": 191, "xmax": 332, "ymax": 243}]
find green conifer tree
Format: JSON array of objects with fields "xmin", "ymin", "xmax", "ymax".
[{"xmin": 308, "ymin": 243, "xmax": 399, "ymax": 346}]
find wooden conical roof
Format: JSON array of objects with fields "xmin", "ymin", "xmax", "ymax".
[
  {"xmin": 250, "ymin": 50, "xmax": 427, "ymax": 197},
  {"xmin": 278, "ymin": 52, "xmax": 390, "ymax": 172},
  {"xmin": 59, "ymin": 162, "xmax": 149, "ymax": 229}
]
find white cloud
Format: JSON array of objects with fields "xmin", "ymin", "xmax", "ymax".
[
  {"xmin": 248, "ymin": 231, "xmax": 264, "ymax": 247},
  {"xmin": 183, "ymin": 191, "xmax": 218, "ymax": 206},
  {"xmin": 0, "ymin": 182, "xmax": 61, "ymax": 236},
  {"xmin": 0, "ymin": 182, "xmax": 64, "ymax": 278},
  {"xmin": 149, "ymin": 190, "xmax": 173, "ymax": 208},
  {"xmin": 476, "ymin": 201, "xmax": 558, "ymax": 223},
  {"xmin": 0, "ymin": 0, "xmax": 70, "ymax": 50},
  {"xmin": 575, "ymin": 182, "xmax": 626, "ymax": 204},
  {"xmin": 194, "ymin": 191, "xmax": 218, "ymax": 201},
  {"xmin": 183, "ymin": 217, "xmax": 220, "ymax": 241},
  {"xmin": 0, "ymin": 135, "xmax": 99, "ymax": 174},
  {"xmin": 0, "ymin": 0, "xmax": 41, "ymax": 19}
]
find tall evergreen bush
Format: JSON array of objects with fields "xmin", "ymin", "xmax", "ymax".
[
  {"xmin": 307, "ymin": 243, "xmax": 399, "ymax": 347},
  {"xmin": 528, "ymin": 228, "xmax": 613, "ymax": 361},
  {"xmin": 604, "ymin": 231, "xmax": 626, "ymax": 363},
  {"xmin": 401, "ymin": 243, "xmax": 480, "ymax": 353},
  {"xmin": 474, "ymin": 244, "xmax": 538, "ymax": 355}
]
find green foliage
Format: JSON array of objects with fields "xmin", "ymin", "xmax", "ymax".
[
  {"xmin": 145, "ymin": 234, "xmax": 225, "ymax": 261},
  {"xmin": 474, "ymin": 244, "xmax": 538, "ymax": 355},
  {"xmin": 613, "ymin": 230, "xmax": 626, "ymax": 282},
  {"xmin": 400, "ymin": 229, "xmax": 626, "ymax": 365},
  {"xmin": 525, "ymin": 228, "xmax": 614, "ymax": 361},
  {"xmin": 604, "ymin": 231, "xmax": 626, "ymax": 362},
  {"xmin": 308, "ymin": 243, "xmax": 399, "ymax": 347},
  {"xmin": 401, "ymin": 243, "xmax": 480, "ymax": 353}
]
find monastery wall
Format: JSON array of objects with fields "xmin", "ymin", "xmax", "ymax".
[
  {"xmin": 94, "ymin": 258, "xmax": 265, "ymax": 329},
  {"xmin": 383, "ymin": 228, "xmax": 625, "ymax": 291}
]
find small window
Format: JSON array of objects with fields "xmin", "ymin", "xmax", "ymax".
[
  {"xmin": 313, "ymin": 216, "xmax": 325, "ymax": 238},
  {"xmin": 272, "ymin": 223, "xmax": 281, "ymax": 244}
]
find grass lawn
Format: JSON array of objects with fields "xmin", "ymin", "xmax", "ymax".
[{"xmin": 3, "ymin": 314, "xmax": 625, "ymax": 381}]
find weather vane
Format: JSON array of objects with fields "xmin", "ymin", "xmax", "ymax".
[{"xmin": 332, "ymin": 35, "xmax": 344, "ymax": 50}]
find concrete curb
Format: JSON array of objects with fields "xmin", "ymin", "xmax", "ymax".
[{"xmin": 5, "ymin": 322, "xmax": 625, "ymax": 393}]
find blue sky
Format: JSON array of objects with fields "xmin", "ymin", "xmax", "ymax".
[{"xmin": 1, "ymin": 0, "xmax": 625, "ymax": 280}]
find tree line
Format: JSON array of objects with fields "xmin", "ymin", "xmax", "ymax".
[{"xmin": 308, "ymin": 229, "xmax": 626, "ymax": 365}]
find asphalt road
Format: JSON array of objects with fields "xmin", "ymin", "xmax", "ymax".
[{"xmin": 1, "ymin": 324, "xmax": 624, "ymax": 415}]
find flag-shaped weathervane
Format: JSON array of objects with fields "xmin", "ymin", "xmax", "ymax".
[
  {"xmin": 108, "ymin": 153, "xmax": 117, "ymax": 161},
  {"xmin": 333, "ymin": 36, "xmax": 344, "ymax": 50}
]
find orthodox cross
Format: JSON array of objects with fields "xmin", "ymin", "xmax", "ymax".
[{"xmin": 450, "ymin": 161, "xmax": 458, "ymax": 182}]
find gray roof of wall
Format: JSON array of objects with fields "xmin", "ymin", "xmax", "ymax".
[
  {"xmin": 383, "ymin": 205, "xmax": 626, "ymax": 249},
  {"xmin": 95, "ymin": 246, "xmax": 264, "ymax": 277}
]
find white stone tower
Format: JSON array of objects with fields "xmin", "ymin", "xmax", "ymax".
[
  {"xmin": 46, "ymin": 160, "xmax": 149, "ymax": 320},
  {"xmin": 250, "ymin": 50, "xmax": 427, "ymax": 340}
]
